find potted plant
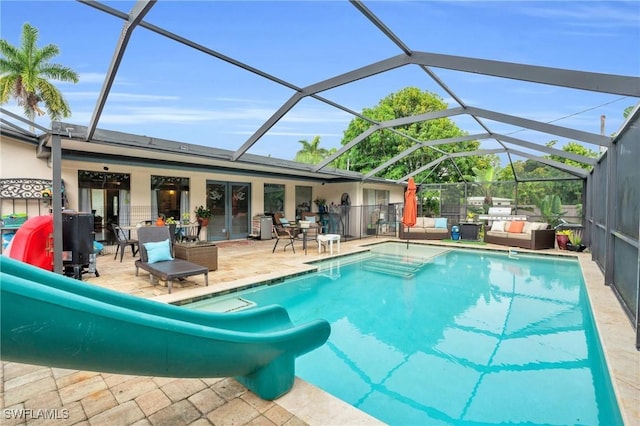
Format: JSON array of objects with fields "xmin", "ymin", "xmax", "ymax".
[
  {"xmin": 556, "ymin": 229, "xmax": 571, "ymax": 250},
  {"xmin": 567, "ymin": 230, "xmax": 586, "ymax": 252},
  {"xmin": 181, "ymin": 212, "xmax": 191, "ymax": 224},
  {"xmin": 195, "ymin": 205, "xmax": 212, "ymax": 226}
]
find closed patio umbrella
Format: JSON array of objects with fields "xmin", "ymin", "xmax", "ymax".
[{"xmin": 402, "ymin": 177, "xmax": 417, "ymax": 248}]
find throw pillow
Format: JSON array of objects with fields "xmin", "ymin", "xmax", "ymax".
[
  {"xmin": 434, "ymin": 218, "xmax": 447, "ymax": 229},
  {"xmin": 490, "ymin": 221, "xmax": 504, "ymax": 232},
  {"xmin": 144, "ymin": 239, "xmax": 174, "ymax": 264},
  {"xmin": 306, "ymin": 216, "xmax": 316, "ymax": 223},
  {"xmin": 423, "ymin": 217, "xmax": 435, "ymax": 228},
  {"xmin": 507, "ymin": 221, "xmax": 525, "ymax": 233},
  {"xmin": 523, "ymin": 222, "xmax": 533, "ymax": 234},
  {"xmin": 279, "ymin": 217, "xmax": 290, "ymax": 226}
]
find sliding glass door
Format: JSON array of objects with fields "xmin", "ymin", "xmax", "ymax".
[{"xmin": 205, "ymin": 180, "xmax": 250, "ymax": 240}]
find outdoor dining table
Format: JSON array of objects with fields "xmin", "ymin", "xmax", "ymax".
[{"xmin": 290, "ymin": 222, "xmax": 320, "ymax": 255}]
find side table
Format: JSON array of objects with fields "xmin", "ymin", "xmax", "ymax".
[
  {"xmin": 459, "ymin": 222, "xmax": 482, "ymax": 241},
  {"xmin": 173, "ymin": 242, "xmax": 218, "ymax": 271}
]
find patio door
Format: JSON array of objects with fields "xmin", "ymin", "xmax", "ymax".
[{"xmin": 205, "ymin": 180, "xmax": 251, "ymax": 241}]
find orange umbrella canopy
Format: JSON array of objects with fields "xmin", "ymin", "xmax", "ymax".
[{"xmin": 402, "ymin": 177, "xmax": 417, "ymax": 228}]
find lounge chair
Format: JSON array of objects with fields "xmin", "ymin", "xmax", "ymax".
[{"xmin": 135, "ymin": 226, "xmax": 208, "ymax": 293}]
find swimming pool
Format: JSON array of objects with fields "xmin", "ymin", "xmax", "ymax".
[{"xmin": 187, "ymin": 242, "xmax": 622, "ymax": 425}]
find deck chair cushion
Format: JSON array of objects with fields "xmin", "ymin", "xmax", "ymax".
[
  {"xmin": 279, "ymin": 217, "xmax": 291, "ymax": 226},
  {"xmin": 144, "ymin": 238, "xmax": 174, "ymax": 263}
]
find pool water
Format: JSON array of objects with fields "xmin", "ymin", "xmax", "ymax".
[{"xmin": 188, "ymin": 242, "xmax": 622, "ymax": 425}]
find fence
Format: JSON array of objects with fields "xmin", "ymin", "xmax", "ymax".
[
  {"xmin": 417, "ymin": 181, "xmax": 585, "ymax": 226},
  {"xmin": 587, "ymin": 112, "xmax": 639, "ymax": 349}
]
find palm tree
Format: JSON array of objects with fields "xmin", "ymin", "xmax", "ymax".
[
  {"xmin": 294, "ymin": 136, "xmax": 330, "ymax": 164},
  {"xmin": 0, "ymin": 23, "xmax": 79, "ymax": 126}
]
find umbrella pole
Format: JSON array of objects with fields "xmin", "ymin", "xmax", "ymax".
[{"xmin": 406, "ymin": 226, "xmax": 409, "ymax": 249}]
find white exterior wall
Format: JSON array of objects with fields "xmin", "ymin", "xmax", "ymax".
[
  {"xmin": 1, "ymin": 135, "xmax": 403, "ymax": 237},
  {"xmin": 0, "ymin": 137, "xmax": 60, "ymax": 217}
]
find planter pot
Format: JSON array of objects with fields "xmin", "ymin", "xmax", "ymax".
[
  {"xmin": 556, "ymin": 234, "xmax": 569, "ymax": 250},
  {"xmin": 566, "ymin": 243, "xmax": 586, "ymax": 252},
  {"xmin": 197, "ymin": 217, "xmax": 209, "ymax": 227}
]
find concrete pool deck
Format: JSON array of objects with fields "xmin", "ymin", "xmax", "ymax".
[{"xmin": 1, "ymin": 237, "xmax": 638, "ymax": 425}]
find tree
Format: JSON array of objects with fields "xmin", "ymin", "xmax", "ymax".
[
  {"xmin": 334, "ymin": 87, "xmax": 485, "ymax": 182},
  {"xmin": 623, "ymin": 105, "xmax": 634, "ymax": 119},
  {"xmin": 294, "ymin": 136, "xmax": 331, "ymax": 164},
  {"xmin": 0, "ymin": 23, "xmax": 79, "ymax": 125},
  {"xmin": 546, "ymin": 141, "xmax": 598, "ymax": 171}
]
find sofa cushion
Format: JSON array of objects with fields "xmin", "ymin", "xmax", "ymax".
[
  {"xmin": 507, "ymin": 221, "xmax": 525, "ymax": 233},
  {"xmin": 532, "ymin": 222, "xmax": 549, "ymax": 230},
  {"xmin": 434, "ymin": 218, "xmax": 447, "ymax": 229},
  {"xmin": 486, "ymin": 230, "xmax": 508, "ymax": 238},
  {"xmin": 523, "ymin": 222, "xmax": 534, "ymax": 234},
  {"xmin": 507, "ymin": 232, "xmax": 531, "ymax": 240},
  {"xmin": 490, "ymin": 221, "xmax": 505, "ymax": 232},
  {"xmin": 423, "ymin": 217, "xmax": 436, "ymax": 228},
  {"xmin": 426, "ymin": 228, "xmax": 449, "ymax": 234}
]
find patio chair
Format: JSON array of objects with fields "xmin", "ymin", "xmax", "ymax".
[
  {"xmin": 179, "ymin": 222, "xmax": 201, "ymax": 243},
  {"xmin": 112, "ymin": 224, "xmax": 139, "ymax": 262},
  {"xmin": 134, "ymin": 226, "xmax": 208, "ymax": 294},
  {"xmin": 272, "ymin": 215, "xmax": 297, "ymax": 253}
]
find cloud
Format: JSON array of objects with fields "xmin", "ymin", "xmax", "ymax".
[
  {"xmin": 519, "ymin": 2, "xmax": 640, "ymax": 28},
  {"xmin": 65, "ymin": 92, "xmax": 180, "ymax": 102},
  {"xmin": 77, "ymin": 72, "xmax": 107, "ymax": 84},
  {"xmin": 226, "ymin": 130, "xmax": 344, "ymax": 137}
]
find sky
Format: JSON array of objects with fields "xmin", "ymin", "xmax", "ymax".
[{"xmin": 1, "ymin": 1, "xmax": 639, "ymax": 164}]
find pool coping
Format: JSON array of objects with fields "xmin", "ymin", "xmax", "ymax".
[{"xmin": 151, "ymin": 241, "xmax": 639, "ymax": 426}]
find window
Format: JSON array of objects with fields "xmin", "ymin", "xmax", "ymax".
[
  {"xmin": 264, "ymin": 183, "xmax": 284, "ymax": 214},
  {"xmin": 151, "ymin": 176, "xmax": 190, "ymax": 222},
  {"xmin": 363, "ymin": 189, "xmax": 389, "ymax": 207},
  {"xmin": 295, "ymin": 186, "xmax": 312, "ymax": 219},
  {"xmin": 78, "ymin": 170, "xmax": 131, "ymax": 239}
]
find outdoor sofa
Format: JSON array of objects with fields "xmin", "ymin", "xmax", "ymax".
[
  {"xmin": 399, "ymin": 217, "xmax": 450, "ymax": 240},
  {"xmin": 483, "ymin": 220, "xmax": 555, "ymax": 250}
]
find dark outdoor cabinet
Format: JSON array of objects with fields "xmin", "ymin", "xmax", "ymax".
[
  {"xmin": 62, "ymin": 212, "xmax": 94, "ymax": 272},
  {"xmin": 459, "ymin": 222, "xmax": 481, "ymax": 241}
]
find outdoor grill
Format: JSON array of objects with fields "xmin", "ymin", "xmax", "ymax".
[{"xmin": 478, "ymin": 207, "xmax": 527, "ymax": 223}]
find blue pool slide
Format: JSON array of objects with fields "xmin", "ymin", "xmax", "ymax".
[{"xmin": 0, "ymin": 256, "xmax": 330, "ymax": 400}]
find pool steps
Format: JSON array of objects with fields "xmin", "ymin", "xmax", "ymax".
[{"xmin": 362, "ymin": 253, "xmax": 430, "ymax": 278}]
